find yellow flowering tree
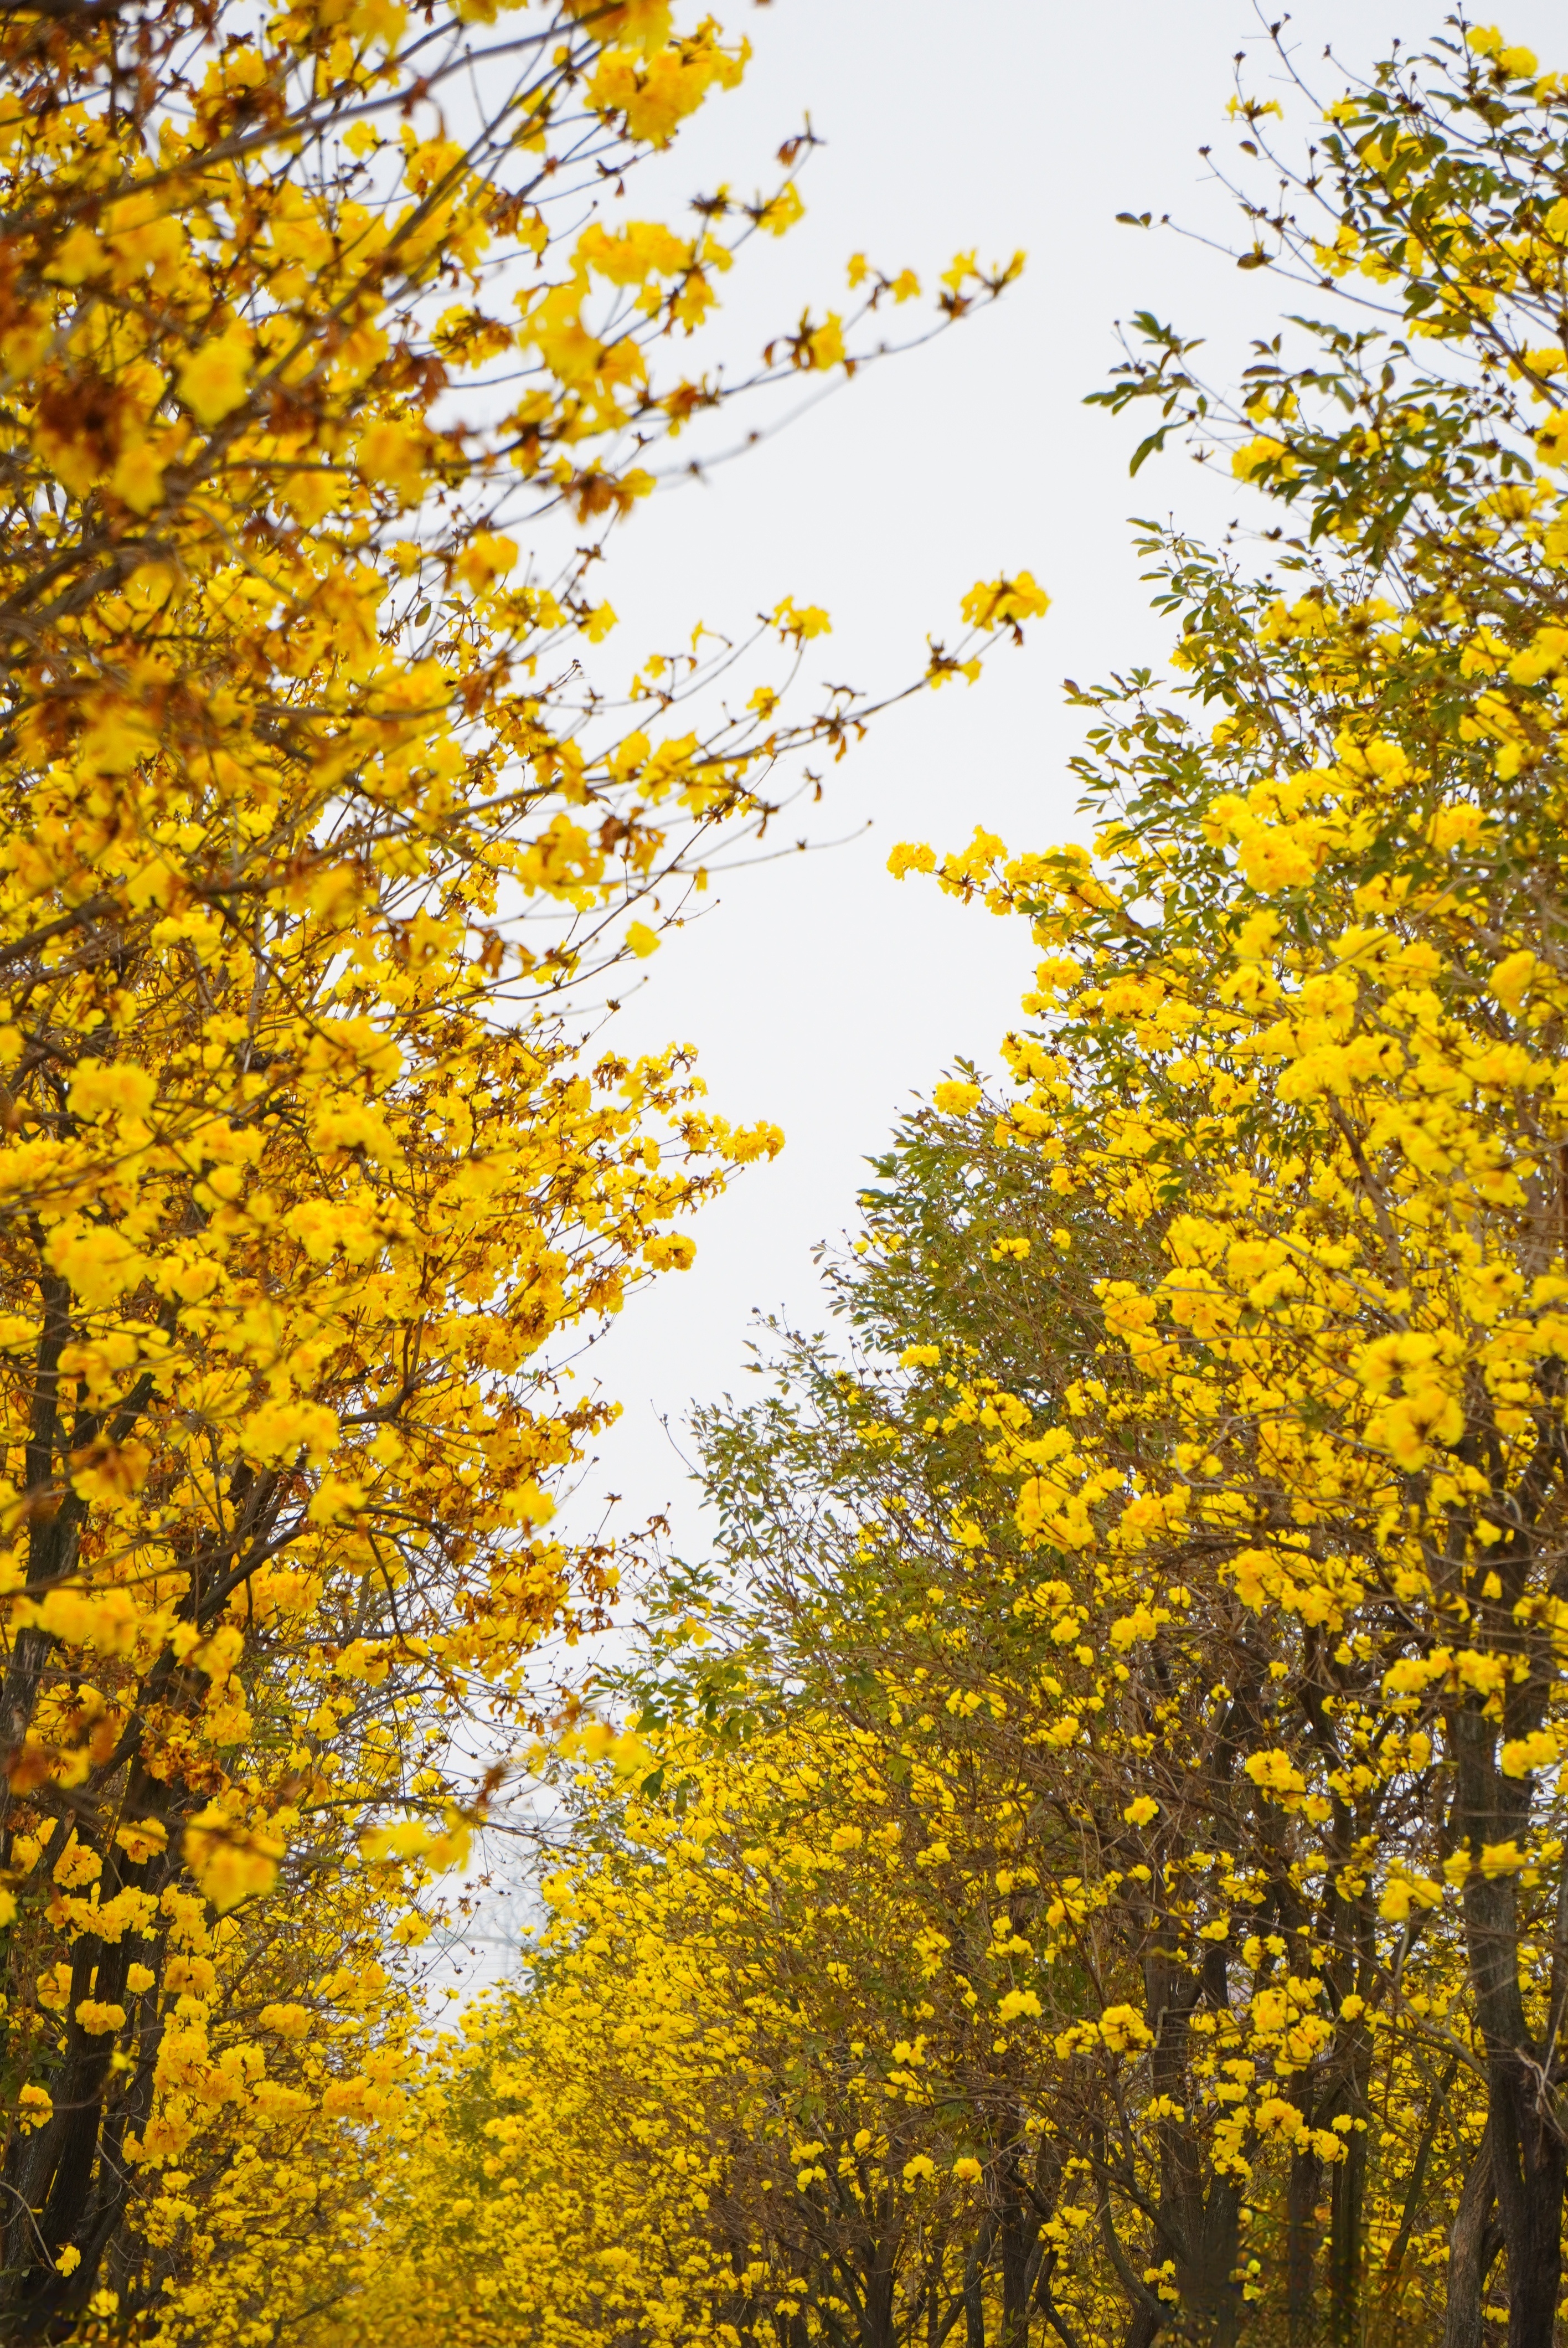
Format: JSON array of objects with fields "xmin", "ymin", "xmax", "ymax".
[
  {"xmin": 886, "ymin": 21, "xmax": 1568, "ymax": 2345},
  {"xmin": 0, "ymin": 0, "xmax": 1039, "ymax": 2326},
  {"xmin": 317, "ymin": 1713, "xmax": 1131, "ymax": 2348}
]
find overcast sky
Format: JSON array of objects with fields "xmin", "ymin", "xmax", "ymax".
[{"xmin": 539, "ymin": 0, "xmax": 1562, "ymax": 1563}]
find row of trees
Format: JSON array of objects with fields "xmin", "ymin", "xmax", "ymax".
[
  {"xmin": 332, "ymin": 23, "xmax": 1568, "ymax": 2348},
  {"xmin": 0, "ymin": 0, "xmax": 1036, "ymax": 2332}
]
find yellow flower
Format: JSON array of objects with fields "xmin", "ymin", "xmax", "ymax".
[
  {"xmin": 74, "ymin": 1999, "xmax": 127, "ymax": 2036},
  {"xmin": 932, "ymin": 1080, "xmax": 983, "ymax": 1116},
  {"xmin": 961, "ymin": 572, "xmax": 1050, "ymax": 629},
  {"xmin": 183, "ymin": 1809, "xmax": 285, "ymax": 1912},
  {"xmin": 759, "ymin": 181, "xmax": 803, "ymax": 237},
  {"xmin": 807, "ymin": 313, "xmax": 845, "ymax": 370},
  {"xmin": 358, "ymin": 418, "xmax": 427, "ymax": 504},
  {"xmin": 1502, "ymin": 1730, "xmax": 1560, "ymax": 1777},
  {"xmin": 1232, "ymin": 435, "xmax": 1294, "ymax": 481},
  {"xmin": 177, "ymin": 329, "xmax": 253, "ymax": 425},
  {"xmin": 773, "ymin": 595, "xmax": 832, "ymax": 640},
  {"xmin": 1099, "ymin": 2004, "xmax": 1155, "ymax": 2053},
  {"xmin": 259, "ymin": 2001, "xmax": 313, "ymax": 2038}
]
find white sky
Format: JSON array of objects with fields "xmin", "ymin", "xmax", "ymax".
[{"xmin": 541, "ymin": 0, "xmax": 1561, "ymax": 1554}]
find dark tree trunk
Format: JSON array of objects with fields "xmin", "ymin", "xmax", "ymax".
[
  {"xmin": 1286, "ymin": 2145, "xmax": 1322, "ymax": 2344},
  {"xmin": 1488, "ymin": 2064, "xmax": 1564, "ymax": 2348},
  {"xmin": 1328, "ymin": 2114, "xmax": 1366, "ymax": 2347},
  {"xmin": 1452, "ymin": 1703, "xmax": 1568, "ymax": 2348},
  {"xmin": 1444, "ymin": 2123, "xmax": 1505, "ymax": 2348},
  {"xmin": 997, "ymin": 2126, "xmax": 1043, "ymax": 2348},
  {"xmin": 966, "ymin": 2261, "xmax": 985, "ymax": 2348},
  {"xmin": 1144, "ymin": 1970, "xmax": 1239, "ymax": 2346}
]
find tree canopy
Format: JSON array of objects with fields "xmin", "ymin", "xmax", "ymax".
[{"xmin": 16, "ymin": 7, "xmax": 1568, "ymax": 2348}]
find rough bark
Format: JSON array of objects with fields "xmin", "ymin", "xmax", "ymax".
[
  {"xmin": 1453, "ymin": 1705, "xmax": 1568, "ymax": 2348},
  {"xmin": 1328, "ymin": 2117, "xmax": 1366, "ymax": 2348},
  {"xmin": 1442, "ymin": 2122, "xmax": 1505, "ymax": 2348},
  {"xmin": 1285, "ymin": 2145, "xmax": 1322, "ymax": 2345},
  {"xmin": 1144, "ymin": 1968, "xmax": 1239, "ymax": 2346}
]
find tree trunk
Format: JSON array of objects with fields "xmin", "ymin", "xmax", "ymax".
[
  {"xmin": 1144, "ymin": 1975, "xmax": 1239, "ymax": 2345},
  {"xmin": 1452, "ymin": 1704, "xmax": 1567, "ymax": 2348},
  {"xmin": 1286, "ymin": 2145, "xmax": 1322, "ymax": 2344},
  {"xmin": 1444, "ymin": 2122, "xmax": 1504, "ymax": 2348},
  {"xmin": 1000, "ymin": 2216, "xmax": 1030, "ymax": 2348},
  {"xmin": 1488, "ymin": 2062, "xmax": 1564, "ymax": 2348},
  {"xmin": 1328, "ymin": 2114, "xmax": 1366, "ymax": 2347},
  {"xmin": 966, "ymin": 2261, "xmax": 986, "ymax": 2348}
]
